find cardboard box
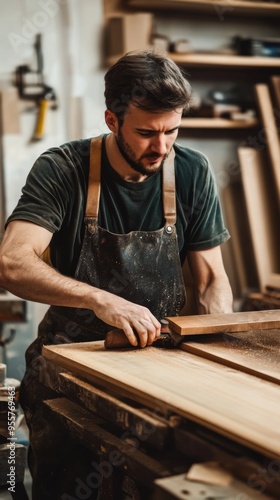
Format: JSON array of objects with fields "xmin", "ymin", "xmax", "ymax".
[{"xmin": 106, "ymin": 13, "xmax": 153, "ymax": 58}]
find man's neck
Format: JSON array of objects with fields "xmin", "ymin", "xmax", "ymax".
[{"xmin": 105, "ymin": 133, "xmax": 148, "ymax": 183}]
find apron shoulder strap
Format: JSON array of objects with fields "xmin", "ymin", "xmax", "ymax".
[
  {"xmin": 86, "ymin": 135, "xmax": 177, "ymax": 225},
  {"xmin": 163, "ymin": 148, "xmax": 176, "ymax": 227},
  {"xmin": 85, "ymin": 135, "xmax": 103, "ymax": 218}
]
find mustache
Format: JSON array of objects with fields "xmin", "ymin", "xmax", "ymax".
[{"xmin": 142, "ymin": 152, "xmax": 169, "ymax": 160}]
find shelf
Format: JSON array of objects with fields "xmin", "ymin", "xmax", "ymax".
[
  {"xmin": 126, "ymin": 0, "xmax": 280, "ymax": 17},
  {"xmin": 170, "ymin": 53, "xmax": 280, "ymax": 68},
  {"xmin": 181, "ymin": 117, "xmax": 259, "ymax": 128},
  {"xmin": 107, "ymin": 53, "xmax": 280, "ymax": 69},
  {"xmin": 106, "ymin": 53, "xmax": 280, "ymax": 70}
]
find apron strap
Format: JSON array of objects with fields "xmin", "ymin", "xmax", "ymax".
[
  {"xmin": 86, "ymin": 135, "xmax": 176, "ymax": 225},
  {"xmin": 163, "ymin": 148, "xmax": 176, "ymax": 227},
  {"xmin": 85, "ymin": 135, "xmax": 103, "ymax": 218}
]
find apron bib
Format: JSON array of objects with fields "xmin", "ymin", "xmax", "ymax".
[{"xmin": 43, "ymin": 135, "xmax": 186, "ymax": 342}]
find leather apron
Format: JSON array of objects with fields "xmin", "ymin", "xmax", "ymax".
[{"xmin": 26, "ymin": 135, "xmax": 186, "ymax": 353}]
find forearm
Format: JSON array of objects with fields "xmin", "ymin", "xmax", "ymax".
[
  {"xmin": 195, "ymin": 275, "xmax": 233, "ymax": 314},
  {"xmin": 0, "ymin": 235, "xmax": 161, "ymax": 346},
  {"xmin": 0, "ymin": 247, "xmax": 103, "ymax": 309}
]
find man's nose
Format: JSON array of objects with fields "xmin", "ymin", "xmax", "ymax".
[{"xmin": 150, "ymin": 136, "xmax": 168, "ymax": 156}]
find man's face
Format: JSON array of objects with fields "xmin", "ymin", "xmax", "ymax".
[{"xmin": 115, "ymin": 104, "xmax": 183, "ymax": 177}]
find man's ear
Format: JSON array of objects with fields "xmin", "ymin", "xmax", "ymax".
[{"xmin": 105, "ymin": 109, "xmax": 118, "ymax": 133}]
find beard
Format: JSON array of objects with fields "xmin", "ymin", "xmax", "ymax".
[{"xmin": 116, "ymin": 129, "xmax": 168, "ymax": 177}]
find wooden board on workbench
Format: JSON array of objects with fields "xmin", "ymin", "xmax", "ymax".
[
  {"xmin": 166, "ymin": 309, "xmax": 280, "ymax": 335},
  {"xmin": 181, "ymin": 329, "xmax": 280, "ymax": 385},
  {"xmin": 42, "ymin": 341, "xmax": 280, "ymax": 460}
]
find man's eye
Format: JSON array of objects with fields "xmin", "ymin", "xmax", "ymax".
[{"xmin": 139, "ymin": 131, "xmax": 153, "ymax": 137}]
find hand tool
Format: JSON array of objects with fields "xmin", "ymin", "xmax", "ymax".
[
  {"xmin": 14, "ymin": 34, "xmax": 57, "ymax": 141},
  {"xmin": 104, "ymin": 319, "xmax": 183, "ymax": 349}
]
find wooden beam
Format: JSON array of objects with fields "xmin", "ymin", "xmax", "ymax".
[
  {"xmin": 255, "ymin": 84, "xmax": 280, "ymax": 206},
  {"xmin": 238, "ymin": 147, "xmax": 280, "ymax": 292}
]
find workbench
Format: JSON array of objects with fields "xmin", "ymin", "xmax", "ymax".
[{"xmin": 41, "ymin": 327, "xmax": 280, "ymax": 499}]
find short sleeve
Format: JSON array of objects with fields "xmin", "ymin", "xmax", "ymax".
[
  {"xmin": 184, "ymin": 156, "xmax": 230, "ymax": 250},
  {"xmin": 6, "ymin": 150, "xmax": 73, "ymax": 233}
]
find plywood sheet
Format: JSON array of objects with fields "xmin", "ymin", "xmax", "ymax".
[
  {"xmin": 43, "ymin": 341, "xmax": 280, "ymax": 459},
  {"xmin": 222, "ymin": 183, "xmax": 258, "ymax": 295},
  {"xmin": 181, "ymin": 329, "xmax": 280, "ymax": 385},
  {"xmin": 166, "ymin": 309, "xmax": 280, "ymax": 335},
  {"xmin": 238, "ymin": 147, "xmax": 280, "ymax": 291}
]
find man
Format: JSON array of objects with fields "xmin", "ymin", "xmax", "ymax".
[{"xmin": 0, "ymin": 50, "xmax": 232, "ymax": 498}]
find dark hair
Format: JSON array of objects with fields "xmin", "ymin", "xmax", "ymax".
[{"xmin": 104, "ymin": 50, "xmax": 192, "ymax": 123}]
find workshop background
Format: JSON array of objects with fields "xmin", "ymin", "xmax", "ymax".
[{"xmin": 0, "ymin": 0, "xmax": 280, "ymax": 381}]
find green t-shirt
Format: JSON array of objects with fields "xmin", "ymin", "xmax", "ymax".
[{"xmin": 6, "ymin": 136, "xmax": 230, "ymax": 276}]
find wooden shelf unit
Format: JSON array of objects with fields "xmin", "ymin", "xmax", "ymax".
[{"xmin": 126, "ymin": 0, "xmax": 280, "ymax": 17}]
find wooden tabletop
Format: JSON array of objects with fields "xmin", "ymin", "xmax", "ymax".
[{"xmin": 43, "ymin": 328, "xmax": 280, "ymax": 460}]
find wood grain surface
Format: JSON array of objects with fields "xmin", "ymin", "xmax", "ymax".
[
  {"xmin": 43, "ymin": 340, "xmax": 280, "ymax": 459},
  {"xmin": 181, "ymin": 329, "xmax": 280, "ymax": 385},
  {"xmin": 166, "ymin": 309, "xmax": 280, "ymax": 334}
]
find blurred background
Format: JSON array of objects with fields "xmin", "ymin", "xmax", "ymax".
[{"xmin": 0, "ymin": 0, "xmax": 280, "ymax": 381}]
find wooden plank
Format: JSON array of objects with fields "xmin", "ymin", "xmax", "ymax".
[
  {"xmin": 43, "ymin": 397, "xmax": 182, "ymax": 485},
  {"xmin": 43, "ymin": 341, "xmax": 280, "ymax": 459},
  {"xmin": 222, "ymin": 182, "xmax": 259, "ymax": 295},
  {"xmin": 255, "ymin": 84, "xmax": 280, "ymax": 205},
  {"xmin": 166, "ymin": 309, "xmax": 280, "ymax": 335},
  {"xmin": 238, "ymin": 147, "xmax": 280, "ymax": 292},
  {"xmin": 180, "ymin": 329, "xmax": 280, "ymax": 385},
  {"xmin": 54, "ymin": 370, "xmax": 170, "ymax": 450}
]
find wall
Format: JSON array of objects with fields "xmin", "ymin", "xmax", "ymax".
[{"xmin": 0, "ymin": 0, "xmax": 106, "ymax": 378}]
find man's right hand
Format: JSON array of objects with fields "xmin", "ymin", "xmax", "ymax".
[{"xmin": 93, "ymin": 291, "xmax": 161, "ymax": 348}]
